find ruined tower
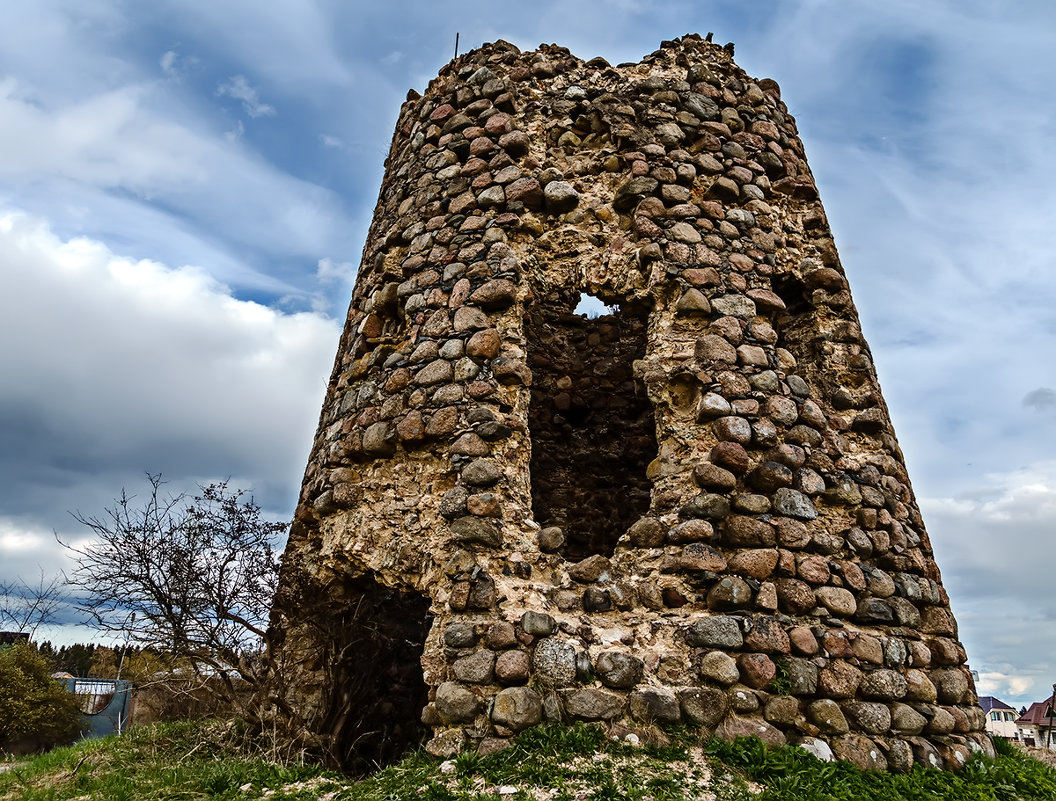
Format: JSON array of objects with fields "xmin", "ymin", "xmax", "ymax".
[{"xmin": 270, "ymin": 36, "xmax": 989, "ymax": 772}]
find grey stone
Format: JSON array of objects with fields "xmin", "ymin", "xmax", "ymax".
[
  {"xmin": 856, "ymin": 598, "xmax": 895, "ymax": 624},
  {"xmin": 565, "ymin": 688, "xmax": 626, "ymax": 720},
  {"xmin": 787, "ymin": 375, "xmax": 811, "ymax": 396},
  {"xmin": 613, "ymin": 176, "xmax": 659, "ymax": 211},
  {"xmin": 362, "ymin": 422, "xmax": 395, "ymax": 457},
  {"xmin": 444, "ymin": 622, "xmax": 477, "ymax": 648},
  {"xmin": 630, "ymin": 686, "xmax": 681, "ymax": 723},
  {"xmin": 764, "ymin": 696, "xmax": 802, "ymax": 727},
  {"xmin": 532, "ymin": 638, "xmax": 577, "ymax": 686},
  {"xmin": 772, "ymin": 488, "xmax": 818, "ymax": 520},
  {"xmin": 707, "ymin": 576, "xmax": 753, "ymax": 610},
  {"xmin": 453, "ymin": 650, "xmax": 496, "ymax": 684},
  {"xmin": 859, "ymin": 669, "xmax": 908, "ymax": 701},
  {"xmin": 933, "ymin": 668, "xmax": 970, "ymax": 704},
  {"xmin": 538, "ymin": 526, "xmax": 565, "ymax": 552},
  {"xmin": 450, "ymin": 516, "xmax": 503, "ymax": 547},
  {"xmin": 595, "ymin": 651, "xmax": 644, "ymax": 689},
  {"xmin": 676, "ymin": 288, "xmax": 711, "ymax": 315},
  {"xmin": 890, "ymin": 703, "xmax": 927, "ymax": 735},
  {"xmin": 425, "ymin": 728, "xmax": 466, "ymax": 757},
  {"xmin": 786, "ymin": 657, "xmax": 819, "ymax": 696},
  {"xmin": 543, "ymin": 180, "xmax": 579, "ymax": 213},
  {"xmin": 842, "ymin": 701, "xmax": 892, "ymax": 735},
  {"xmin": 491, "ymin": 686, "xmax": 543, "ymax": 731},
  {"xmin": 699, "ymin": 650, "xmax": 740, "ymax": 685},
  {"xmin": 686, "ymin": 615, "xmax": 743, "ymax": 649},
  {"xmin": 435, "ymin": 681, "xmax": 481, "ymax": 723},
  {"xmin": 669, "ymin": 221, "xmax": 702, "ymax": 243},
  {"xmin": 807, "ymin": 699, "xmax": 849, "ymax": 734},
  {"xmin": 680, "ymin": 493, "xmax": 730, "ymax": 520},
  {"xmin": 462, "ymin": 459, "xmax": 503, "ymax": 487},
  {"xmin": 727, "ymin": 685, "xmax": 760, "ymax": 713},
  {"xmin": 415, "ymin": 359, "xmax": 453, "ymax": 386},
  {"xmin": 886, "ymin": 739, "xmax": 915, "ymax": 773},
  {"xmin": 453, "ymin": 357, "xmax": 481, "ymax": 381},
  {"xmin": 716, "ymin": 716, "xmax": 786, "ymax": 747},
  {"xmin": 520, "ymin": 611, "xmax": 556, "ymax": 636},
  {"xmin": 697, "ymin": 392, "xmax": 732, "ymax": 418},
  {"xmin": 678, "ymin": 686, "xmax": 729, "ymax": 728},
  {"xmin": 477, "ymin": 185, "xmax": 506, "ymax": 208},
  {"xmin": 711, "ymin": 295, "xmax": 757, "ymax": 319}
]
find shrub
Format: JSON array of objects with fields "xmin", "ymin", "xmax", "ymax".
[{"xmin": 0, "ymin": 642, "xmax": 82, "ymax": 752}]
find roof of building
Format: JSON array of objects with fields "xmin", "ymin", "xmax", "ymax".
[
  {"xmin": 980, "ymin": 696, "xmax": 1017, "ymax": 713},
  {"xmin": 1016, "ymin": 697, "xmax": 1056, "ymax": 727}
]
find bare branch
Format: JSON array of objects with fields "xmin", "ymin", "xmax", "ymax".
[
  {"xmin": 60, "ymin": 473, "xmax": 288, "ymax": 714},
  {"xmin": 0, "ymin": 570, "xmax": 69, "ymax": 638}
]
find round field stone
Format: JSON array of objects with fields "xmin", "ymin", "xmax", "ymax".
[{"xmin": 491, "ymin": 686, "xmax": 543, "ymax": 731}]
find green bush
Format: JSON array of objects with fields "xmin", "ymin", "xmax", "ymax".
[{"xmin": 0, "ymin": 642, "xmax": 82, "ymax": 752}]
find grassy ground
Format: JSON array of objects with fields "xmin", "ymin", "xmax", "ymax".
[{"xmin": 2, "ymin": 720, "xmax": 1056, "ymax": 801}]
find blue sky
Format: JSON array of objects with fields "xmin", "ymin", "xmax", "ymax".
[{"xmin": 1, "ymin": 0, "xmax": 1055, "ymax": 710}]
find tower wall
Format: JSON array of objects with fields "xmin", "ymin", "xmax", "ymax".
[{"xmin": 270, "ymin": 36, "xmax": 989, "ymax": 772}]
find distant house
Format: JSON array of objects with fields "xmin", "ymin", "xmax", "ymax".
[
  {"xmin": 979, "ymin": 696, "xmax": 1019, "ymax": 740},
  {"xmin": 1016, "ymin": 696, "xmax": 1056, "ymax": 748}
]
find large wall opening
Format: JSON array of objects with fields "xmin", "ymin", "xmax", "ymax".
[
  {"xmin": 526, "ymin": 289, "xmax": 657, "ymax": 560},
  {"xmin": 318, "ymin": 574, "xmax": 432, "ymax": 773}
]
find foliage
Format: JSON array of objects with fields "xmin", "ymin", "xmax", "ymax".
[
  {"xmin": 0, "ymin": 719, "xmax": 327, "ymax": 801},
  {"xmin": 49, "ymin": 643, "xmax": 97, "ymax": 678},
  {"xmin": 0, "ymin": 642, "xmax": 81, "ymax": 751},
  {"xmin": 62, "ymin": 474, "xmax": 288, "ymax": 715},
  {"xmin": 706, "ymin": 734, "xmax": 1056, "ymax": 801}
]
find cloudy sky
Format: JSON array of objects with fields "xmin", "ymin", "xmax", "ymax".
[{"xmin": 1, "ymin": 0, "xmax": 1054, "ymax": 708}]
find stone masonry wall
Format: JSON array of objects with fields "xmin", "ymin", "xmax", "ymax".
[{"xmin": 270, "ymin": 35, "xmax": 990, "ymax": 773}]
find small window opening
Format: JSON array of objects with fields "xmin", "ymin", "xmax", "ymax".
[
  {"xmin": 526, "ymin": 289, "xmax": 658, "ymax": 560},
  {"xmin": 320, "ymin": 575, "xmax": 432, "ymax": 773},
  {"xmin": 574, "ymin": 292, "xmax": 616, "ymax": 319}
]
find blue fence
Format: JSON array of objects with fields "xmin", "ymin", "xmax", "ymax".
[{"xmin": 61, "ymin": 678, "xmax": 133, "ymax": 738}]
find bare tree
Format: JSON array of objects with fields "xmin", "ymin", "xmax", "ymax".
[
  {"xmin": 61, "ymin": 474, "xmax": 288, "ymax": 713},
  {"xmin": 0, "ymin": 570, "xmax": 68, "ymax": 638}
]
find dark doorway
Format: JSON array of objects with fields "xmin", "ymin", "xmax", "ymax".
[
  {"xmin": 320, "ymin": 574, "xmax": 432, "ymax": 773},
  {"xmin": 526, "ymin": 289, "xmax": 657, "ymax": 560}
]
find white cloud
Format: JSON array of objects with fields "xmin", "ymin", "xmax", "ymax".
[
  {"xmin": 160, "ymin": 50, "xmax": 178, "ymax": 76},
  {"xmin": 977, "ymin": 672, "xmax": 1034, "ymax": 702},
  {"xmin": 921, "ymin": 462, "xmax": 1056, "ymax": 705},
  {"xmin": 0, "ymin": 210, "xmax": 338, "ymax": 516},
  {"xmin": 0, "ymin": 519, "xmax": 47, "ymax": 554},
  {"xmin": 216, "ymin": 74, "xmax": 275, "ymax": 118},
  {"xmin": 315, "ymin": 256, "xmax": 355, "ymax": 283},
  {"xmin": 0, "ymin": 68, "xmax": 359, "ymax": 296},
  {"xmin": 319, "ymin": 134, "xmax": 344, "ymax": 148}
]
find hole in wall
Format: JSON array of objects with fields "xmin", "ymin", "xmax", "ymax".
[
  {"xmin": 526, "ymin": 289, "xmax": 658, "ymax": 561},
  {"xmin": 574, "ymin": 292, "xmax": 615, "ymax": 319},
  {"xmin": 320, "ymin": 574, "xmax": 432, "ymax": 773}
]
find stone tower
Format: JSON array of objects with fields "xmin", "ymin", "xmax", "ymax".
[{"xmin": 270, "ymin": 35, "xmax": 989, "ymax": 772}]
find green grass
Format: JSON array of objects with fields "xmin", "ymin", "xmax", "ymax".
[
  {"xmin": 0, "ymin": 720, "xmax": 332, "ymax": 801},
  {"xmin": 3, "ymin": 720, "xmax": 1056, "ymax": 801}
]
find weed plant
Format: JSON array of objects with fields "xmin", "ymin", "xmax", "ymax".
[{"xmin": 3, "ymin": 718, "xmax": 1056, "ymax": 800}]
